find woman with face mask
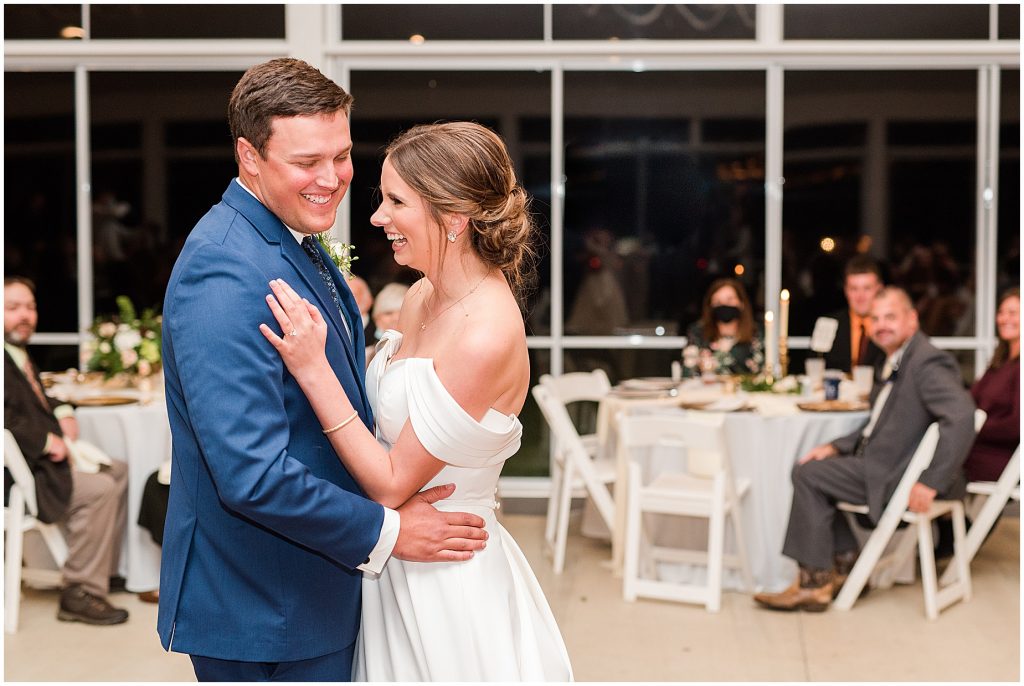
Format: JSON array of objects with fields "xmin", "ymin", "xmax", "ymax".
[{"xmin": 681, "ymin": 277, "xmax": 764, "ymax": 378}]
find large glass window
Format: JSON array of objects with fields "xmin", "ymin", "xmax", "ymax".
[
  {"xmin": 998, "ymin": 69, "xmax": 1020, "ymax": 296},
  {"xmin": 999, "ymin": 4, "xmax": 1020, "ymax": 40},
  {"xmin": 4, "ymin": 4, "xmax": 81, "ymax": 39},
  {"xmin": 517, "ymin": 350, "xmax": 552, "ymax": 477},
  {"xmin": 88, "ymin": 71, "xmax": 241, "ymax": 319},
  {"xmin": 784, "ymin": 4, "xmax": 989, "ymax": 40},
  {"xmin": 5, "ymin": 71, "xmax": 78, "ymax": 355},
  {"xmin": 563, "ymin": 70, "xmax": 766, "ymax": 347},
  {"xmin": 341, "ymin": 4, "xmax": 543, "ymax": 41},
  {"xmin": 90, "ymin": 5, "xmax": 284, "ymax": 39},
  {"xmin": 553, "ymin": 4, "xmax": 755, "ymax": 40},
  {"xmin": 782, "ymin": 70, "xmax": 978, "ymax": 349}
]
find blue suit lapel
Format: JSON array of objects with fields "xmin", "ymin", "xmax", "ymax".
[
  {"xmin": 222, "ymin": 181, "xmax": 371, "ymax": 419},
  {"xmin": 279, "ymin": 238, "xmax": 354, "ymax": 356},
  {"xmin": 316, "ymin": 244, "xmax": 368, "ymax": 373}
]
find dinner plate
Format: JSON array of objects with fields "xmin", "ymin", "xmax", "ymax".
[
  {"xmin": 74, "ymin": 396, "xmax": 139, "ymax": 407},
  {"xmin": 609, "ymin": 386, "xmax": 675, "ymax": 399},
  {"xmin": 620, "ymin": 377, "xmax": 680, "ymax": 391},
  {"xmin": 797, "ymin": 400, "xmax": 869, "ymax": 412}
]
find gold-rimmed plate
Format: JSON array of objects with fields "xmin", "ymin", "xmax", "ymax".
[
  {"xmin": 74, "ymin": 396, "xmax": 138, "ymax": 407},
  {"xmin": 620, "ymin": 377, "xmax": 679, "ymax": 392},
  {"xmin": 609, "ymin": 387, "xmax": 675, "ymax": 399},
  {"xmin": 797, "ymin": 400, "xmax": 869, "ymax": 413}
]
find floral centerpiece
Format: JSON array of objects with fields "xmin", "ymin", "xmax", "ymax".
[
  {"xmin": 739, "ymin": 373, "xmax": 802, "ymax": 394},
  {"xmin": 317, "ymin": 233, "xmax": 357, "ymax": 279},
  {"xmin": 86, "ymin": 296, "xmax": 162, "ymax": 379}
]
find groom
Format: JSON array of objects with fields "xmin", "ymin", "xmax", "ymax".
[{"xmin": 158, "ymin": 58, "xmax": 487, "ymax": 681}]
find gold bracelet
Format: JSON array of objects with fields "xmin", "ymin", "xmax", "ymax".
[{"xmin": 322, "ymin": 411, "xmax": 359, "ymax": 435}]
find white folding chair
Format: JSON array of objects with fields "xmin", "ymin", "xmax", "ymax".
[
  {"xmin": 834, "ymin": 409, "xmax": 987, "ymax": 619},
  {"xmin": 939, "ymin": 445, "xmax": 1020, "ymax": 586},
  {"xmin": 4, "ymin": 429, "xmax": 68, "ymax": 633},
  {"xmin": 620, "ymin": 413, "xmax": 753, "ymax": 612},
  {"xmin": 538, "ymin": 371, "xmax": 612, "ymax": 568},
  {"xmin": 533, "ymin": 379, "xmax": 616, "ymax": 574}
]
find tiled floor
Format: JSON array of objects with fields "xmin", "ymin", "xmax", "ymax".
[{"xmin": 4, "ymin": 511, "xmax": 1019, "ymax": 682}]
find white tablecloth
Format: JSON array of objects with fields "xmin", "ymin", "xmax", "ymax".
[
  {"xmin": 596, "ymin": 391, "xmax": 868, "ymax": 592},
  {"xmin": 76, "ymin": 401, "xmax": 170, "ymax": 593}
]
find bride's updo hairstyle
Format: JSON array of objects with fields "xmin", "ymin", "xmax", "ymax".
[{"xmin": 384, "ymin": 121, "xmax": 538, "ymax": 302}]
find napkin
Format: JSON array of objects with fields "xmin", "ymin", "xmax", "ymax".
[
  {"xmin": 157, "ymin": 459, "xmax": 172, "ymax": 486},
  {"xmin": 703, "ymin": 397, "xmax": 748, "ymax": 412},
  {"xmin": 749, "ymin": 394, "xmax": 800, "ymax": 417},
  {"xmin": 67, "ymin": 438, "xmax": 113, "ymax": 474}
]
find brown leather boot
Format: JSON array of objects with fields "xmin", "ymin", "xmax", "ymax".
[
  {"xmin": 831, "ymin": 550, "xmax": 861, "ymax": 599},
  {"xmin": 754, "ymin": 566, "xmax": 833, "ymax": 612}
]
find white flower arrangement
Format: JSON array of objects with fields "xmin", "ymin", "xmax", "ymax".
[{"xmin": 86, "ymin": 295, "xmax": 162, "ymax": 378}]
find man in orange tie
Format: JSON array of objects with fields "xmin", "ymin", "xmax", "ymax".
[
  {"xmin": 3, "ymin": 276, "xmax": 130, "ymax": 625},
  {"xmin": 823, "ymin": 255, "xmax": 886, "ymax": 373}
]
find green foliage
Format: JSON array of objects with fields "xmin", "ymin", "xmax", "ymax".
[{"xmin": 86, "ymin": 296, "xmax": 162, "ymax": 379}]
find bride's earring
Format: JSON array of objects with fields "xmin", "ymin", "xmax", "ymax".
[{"xmin": 447, "ymin": 230, "xmax": 457, "ymax": 243}]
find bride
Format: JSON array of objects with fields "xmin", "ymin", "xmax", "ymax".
[{"xmin": 260, "ymin": 122, "xmax": 573, "ymax": 681}]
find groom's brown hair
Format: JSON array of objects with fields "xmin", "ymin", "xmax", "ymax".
[{"xmin": 228, "ymin": 57, "xmax": 354, "ymax": 164}]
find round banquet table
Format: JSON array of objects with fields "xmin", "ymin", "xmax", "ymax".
[
  {"xmin": 593, "ymin": 388, "xmax": 869, "ymax": 592},
  {"xmin": 75, "ymin": 400, "xmax": 171, "ymax": 593}
]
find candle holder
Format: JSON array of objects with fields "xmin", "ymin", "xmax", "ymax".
[{"xmin": 779, "ymin": 336, "xmax": 789, "ymax": 378}]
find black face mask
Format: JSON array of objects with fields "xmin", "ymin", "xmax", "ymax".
[{"xmin": 711, "ymin": 305, "xmax": 741, "ymax": 323}]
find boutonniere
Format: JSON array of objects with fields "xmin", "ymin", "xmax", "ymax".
[{"xmin": 316, "ymin": 233, "xmax": 358, "ymax": 279}]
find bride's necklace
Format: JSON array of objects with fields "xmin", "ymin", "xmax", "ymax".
[{"xmin": 419, "ymin": 272, "xmax": 489, "ymax": 331}]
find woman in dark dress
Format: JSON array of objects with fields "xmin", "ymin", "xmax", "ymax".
[
  {"xmin": 964, "ymin": 287, "xmax": 1020, "ymax": 482},
  {"xmin": 935, "ymin": 288, "xmax": 1019, "ymax": 559}
]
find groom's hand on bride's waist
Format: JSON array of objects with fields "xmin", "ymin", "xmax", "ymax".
[{"xmin": 392, "ymin": 483, "xmax": 488, "ymax": 563}]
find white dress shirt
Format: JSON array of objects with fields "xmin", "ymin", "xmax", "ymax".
[{"xmin": 861, "ymin": 341, "xmax": 908, "ymax": 440}]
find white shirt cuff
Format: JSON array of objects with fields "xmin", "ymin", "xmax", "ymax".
[
  {"xmin": 357, "ymin": 506, "xmax": 399, "ymax": 575},
  {"xmin": 53, "ymin": 404, "xmax": 75, "ymax": 420}
]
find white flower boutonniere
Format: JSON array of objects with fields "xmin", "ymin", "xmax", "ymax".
[{"xmin": 316, "ymin": 233, "xmax": 358, "ymax": 279}]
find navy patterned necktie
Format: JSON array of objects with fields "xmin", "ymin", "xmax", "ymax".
[{"xmin": 301, "ymin": 236, "xmax": 352, "ymax": 342}]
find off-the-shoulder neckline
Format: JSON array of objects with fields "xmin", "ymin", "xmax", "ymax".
[{"xmin": 377, "ymin": 337, "xmax": 518, "ymax": 425}]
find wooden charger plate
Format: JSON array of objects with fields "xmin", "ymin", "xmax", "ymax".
[
  {"xmin": 620, "ymin": 377, "xmax": 680, "ymax": 391},
  {"xmin": 797, "ymin": 400, "xmax": 869, "ymax": 412},
  {"xmin": 609, "ymin": 386, "xmax": 674, "ymax": 399},
  {"xmin": 74, "ymin": 396, "xmax": 138, "ymax": 407}
]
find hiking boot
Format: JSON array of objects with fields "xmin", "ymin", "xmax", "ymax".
[
  {"xmin": 58, "ymin": 585, "xmax": 129, "ymax": 625},
  {"xmin": 831, "ymin": 550, "xmax": 870, "ymax": 600}
]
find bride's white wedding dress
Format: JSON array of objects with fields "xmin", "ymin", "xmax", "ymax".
[{"xmin": 352, "ymin": 330, "xmax": 573, "ymax": 682}]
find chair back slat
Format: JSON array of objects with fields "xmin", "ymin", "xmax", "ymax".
[
  {"xmin": 619, "ymin": 414, "xmax": 728, "ymax": 480},
  {"xmin": 4, "ymin": 430, "xmax": 38, "ymax": 517},
  {"xmin": 532, "ymin": 384, "xmax": 616, "ymax": 527},
  {"xmin": 539, "ymin": 370, "xmax": 611, "ymax": 405}
]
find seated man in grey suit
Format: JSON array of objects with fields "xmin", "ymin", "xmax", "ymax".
[{"xmin": 755, "ymin": 286, "xmax": 975, "ymax": 612}]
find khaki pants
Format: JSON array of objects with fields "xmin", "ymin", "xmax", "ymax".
[{"xmin": 62, "ymin": 460, "xmax": 129, "ymax": 597}]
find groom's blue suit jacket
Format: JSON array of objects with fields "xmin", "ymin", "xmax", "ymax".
[{"xmin": 157, "ymin": 180, "xmax": 383, "ymax": 662}]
